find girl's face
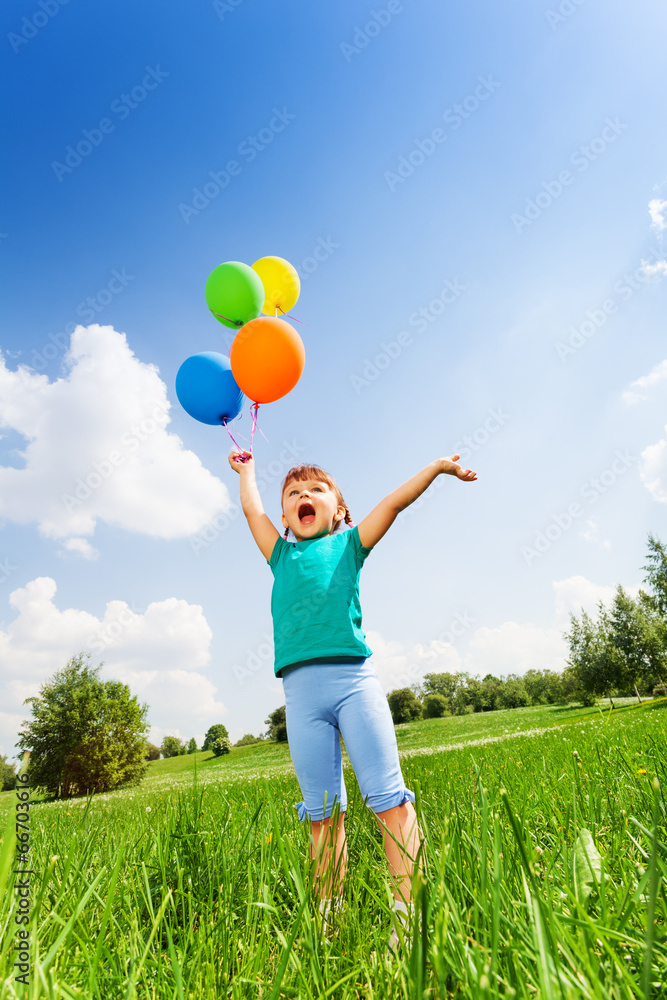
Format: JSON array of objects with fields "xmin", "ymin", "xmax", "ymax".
[{"xmin": 281, "ymin": 478, "xmax": 345, "ymax": 541}]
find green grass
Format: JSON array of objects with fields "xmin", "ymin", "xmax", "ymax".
[{"xmin": 0, "ymin": 699, "xmax": 665, "ymax": 998}]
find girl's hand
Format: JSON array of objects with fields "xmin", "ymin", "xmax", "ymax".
[
  {"xmin": 440, "ymin": 455, "xmax": 477, "ymax": 481},
  {"xmin": 228, "ymin": 449, "xmax": 253, "ymax": 472}
]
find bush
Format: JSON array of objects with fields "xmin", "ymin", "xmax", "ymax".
[
  {"xmin": 387, "ymin": 688, "xmax": 423, "ymax": 725},
  {"xmin": 423, "ymin": 694, "xmax": 450, "ymax": 719},
  {"xmin": 202, "ymin": 724, "xmax": 229, "ymax": 751},
  {"xmin": 145, "ymin": 743, "xmax": 160, "ymax": 761},
  {"xmin": 212, "ymin": 736, "xmax": 232, "ymax": 757}
]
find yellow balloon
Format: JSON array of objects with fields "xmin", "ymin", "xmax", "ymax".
[{"xmin": 251, "ymin": 256, "xmax": 301, "ymax": 316}]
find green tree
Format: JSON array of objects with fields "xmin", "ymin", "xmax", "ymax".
[
  {"xmin": 160, "ymin": 736, "xmax": 185, "ymax": 758},
  {"xmin": 187, "ymin": 738, "xmax": 198, "ymax": 754},
  {"xmin": 565, "ymin": 606, "xmax": 621, "ymax": 706},
  {"xmin": 422, "ymin": 693, "xmax": 450, "ymax": 719},
  {"xmin": 202, "ymin": 724, "xmax": 230, "ymax": 752},
  {"xmin": 234, "ymin": 733, "xmax": 264, "ymax": 747},
  {"xmin": 642, "ymin": 533, "xmax": 667, "ymax": 617},
  {"xmin": 16, "ymin": 653, "xmax": 149, "ymax": 799},
  {"xmin": 212, "ymin": 736, "xmax": 232, "ymax": 756},
  {"xmin": 387, "ymin": 688, "xmax": 423, "ymax": 725},
  {"xmin": 145, "ymin": 743, "xmax": 160, "ymax": 761},
  {"xmin": 498, "ymin": 675, "xmax": 529, "ymax": 710},
  {"xmin": 609, "ymin": 585, "xmax": 667, "ymax": 699},
  {"xmin": 265, "ymin": 706, "xmax": 288, "ymax": 742},
  {"xmin": 0, "ymin": 755, "xmax": 17, "ymax": 791}
]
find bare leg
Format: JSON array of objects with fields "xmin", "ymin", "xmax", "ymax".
[
  {"xmin": 375, "ymin": 800, "xmax": 423, "ymax": 906},
  {"xmin": 309, "ymin": 811, "xmax": 347, "ymax": 900}
]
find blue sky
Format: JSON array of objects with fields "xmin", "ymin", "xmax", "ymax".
[{"xmin": 2, "ymin": 0, "xmax": 667, "ymax": 757}]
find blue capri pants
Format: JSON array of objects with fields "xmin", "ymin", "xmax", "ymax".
[{"xmin": 281, "ymin": 658, "xmax": 415, "ymax": 822}]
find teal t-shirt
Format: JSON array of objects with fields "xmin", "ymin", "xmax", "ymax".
[{"xmin": 268, "ymin": 525, "xmax": 373, "ymax": 676}]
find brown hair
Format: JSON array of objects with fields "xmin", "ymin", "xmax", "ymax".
[{"xmin": 280, "ymin": 465, "xmax": 354, "ymax": 539}]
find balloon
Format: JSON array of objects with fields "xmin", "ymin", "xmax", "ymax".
[
  {"xmin": 251, "ymin": 256, "xmax": 301, "ymax": 315},
  {"xmin": 175, "ymin": 352, "xmax": 244, "ymax": 425},
  {"xmin": 230, "ymin": 317, "xmax": 305, "ymax": 404},
  {"xmin": 204, "ymin": 261, "xmax": 265, "ymax": 329}
]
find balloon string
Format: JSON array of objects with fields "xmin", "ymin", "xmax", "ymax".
[
  {"xmin": 222, "ymin": 418, "xmax": 245, "ymax": 452},
  {"xmin": 212, "ymin": 312, "xmax": 242, "ymax": 326},
  {"xmin": 277, "ymin": 305, "xmax": 312, "ymax": 328},
  {"xmin": 249, "ymin": 403, "xmax": 269, "ymax": 449}
]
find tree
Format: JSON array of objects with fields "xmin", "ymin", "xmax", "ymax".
[
  {"xmin": 234, "ymin": 733, "xmax": 265, "ymax": 747},
  {"xmin": 265, "ymin": 706, "xmax": 288, "ymax": 742},
  {"xmin": 160, "ymin": 736, "xmax": 185, "ymax": 759},
  {"xmin": 564, "ymin": 606, "xmax": 621, "ymax": 706},
  {"xmin": 202, "ymin": 724, "xmax": 230, "ymax": 752},
  {"xmin": 0, "ymin": 755, "xmax": 17, "ymax": 791},
  {"xmin": 423, "ymin": 693, "xmax": 450, "ymax": 719},
  {"xmin": 187, "ymin": 738, "xmax": 198, "ymax": 754},
  {"xmin": 387, "ymin": 688, "xmax": 423, "ymax": 725},
  {"xmin": 145, "ymin": 743, "xmax": 160, "ymax": 761},
  {"xmin": 498, "ymin": 675, "xmax": 529, "ymax": 710},
  {"xmin": 212, "ymin": 736, "xmax": 232, "ymax": 756},
  {"xmin": 642, "ymin": 533, "xmax": 667, "ymax": 617},
  {"xmin": 16, "ymin": 653, "xmax": 149, "ymax": 799}
]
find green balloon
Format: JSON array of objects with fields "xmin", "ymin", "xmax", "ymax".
[{"xmin": 205, "ymin": 261, "xmax": 265, "ymax": 330}]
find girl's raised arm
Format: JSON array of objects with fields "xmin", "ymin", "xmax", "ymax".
[
  {"xmin": 229, "ymin": 450, "xmax": 281, "ymax": 562},
  {"xmin": 357, "ymin": 455, "xmax": 477, "ymax": 550}
]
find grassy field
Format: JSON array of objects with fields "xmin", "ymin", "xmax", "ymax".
[{"xmin": 0, "ymin": 699, "xmax": 665, "ymax": 998}]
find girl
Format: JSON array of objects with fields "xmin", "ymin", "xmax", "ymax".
[{"xmin": 228, "ymin": 449, "xmax": 477, "ymax": 952}]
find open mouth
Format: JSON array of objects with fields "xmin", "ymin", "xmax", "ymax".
[{"xmin": 298, "ymin": 502, "xmax": 316, "ymax": 525}]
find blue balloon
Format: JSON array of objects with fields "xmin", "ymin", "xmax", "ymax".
[{"xmin": 176, "ymin": 352, "xmax": 244, "ymax": 425}]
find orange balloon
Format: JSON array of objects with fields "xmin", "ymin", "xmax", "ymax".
[{"xmin": 230, "ymin": 316, "xmax": 305, "ymax": 404}]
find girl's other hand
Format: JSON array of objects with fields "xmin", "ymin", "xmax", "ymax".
[
  {"xmin": 440, "ymin": 455, "xmax": 477, "ymax": 481},
  {"xmin": 228, "ymin": 449, "xmax": 253, "ymax": 472}
]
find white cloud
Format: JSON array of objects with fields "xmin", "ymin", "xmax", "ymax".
[
  {"xmin": 641, "ymin": 258, "xmax": 667, "ymax": 278},
  {"xmin": 0, "ymin": 576, "xmax": 226, "ymax": 759},
  {"xmin": 552, "ymin": 575, "xmax": 617, "ymax": 626},
  {"xmin": 622, "ymin": 358, "xmax": 667, "ymax": 405},
  {"xmin": 579, "ymin": 518, "xmax": 612, "ymax": 551},
  {"xmin": 637, "ymin": 436, "xmax": 667, "ymax": 504},
  {"xmin": 61, "ymin": 537, "xmax": 98, "ymax": 559},
  {"xmin": 0, "ymin": 325, "xmax": 231, "ymax": 549},
  {"xmin": 648, "ymin": 198, "xmax": 667, "ymax": 232},
  {"xmin": 364, "ymin": 573, "xmax": 630, "ymax": 699}
]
